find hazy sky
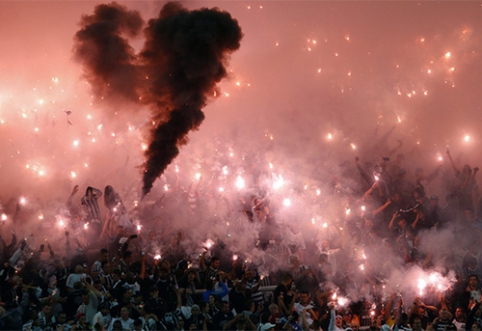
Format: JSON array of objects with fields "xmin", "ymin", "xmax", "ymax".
[{"xmin": 1, "ymin": 0, "xmax": 482, "ymax": 201}]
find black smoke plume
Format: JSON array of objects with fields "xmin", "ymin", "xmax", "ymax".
[{"xmin": 73, "ymin": 2, "xmax": 243, "ymax": 197}]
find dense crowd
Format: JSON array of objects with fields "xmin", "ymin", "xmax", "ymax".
[{"xmin": 1, "ymin": 145, "xmax": 482, "ymax": 331}]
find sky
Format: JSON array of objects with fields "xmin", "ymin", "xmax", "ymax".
[{"xmin": 0, "ymin": 1, "xmax": 481, "ymax": 214}]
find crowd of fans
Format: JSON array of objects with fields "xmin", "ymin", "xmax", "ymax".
[{"xmin": 1, "ymin": 145, "xmax": 482, "ymax": 331}]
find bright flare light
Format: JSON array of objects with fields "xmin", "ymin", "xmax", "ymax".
[
  {"xmin": 273, "ymin": 175, "xmax": 284, "ymax": 190},
  {"xmin": 283, "ymin": 198, "xmax": 291, "ymax": 207},
  {"xmin": 464, "ymin": 134, "xmax": 470, "ymax": 142},
  {"xmin": 235, "ymin": 176, "xmax": 245, "ymax": 190},
  {"xmin": 1, "ymin": 214, "xmax": 7, "ymax": 221}
]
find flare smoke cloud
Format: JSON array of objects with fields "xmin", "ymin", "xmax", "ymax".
[{"xmin": 73, "ymin": 1, "xmax": 243, "ymax": 197}]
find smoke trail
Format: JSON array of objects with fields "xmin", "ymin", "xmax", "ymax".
[
  {"xmin": 139, "ymin": 2, "xmax": 243, "ymax": 197},
  {"xmin": 73, "ymin": 2, "xmax": 243, "ymax": 197},
  {"xmin": 73, "ymin": 2, "xmax": 144, "ymax": 104}
]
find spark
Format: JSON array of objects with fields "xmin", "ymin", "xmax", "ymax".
[
  {"xmin": 1, "ymin": 214, "xmax": 7, "ymax": 221},
  {"xmin": 84, "ymin": 223, "xmax": 89, "ymax": 230},
  {"xmin": 164, "ymin": 184, "xmax": 169, "ymax": 191},
  {"xmin": 154, "ymin": 254, "xmax": 161, "ymax": 260},
  {"xmin": 323, "ymin": 222, "xmax": 328, "ymax": 228},
  {"xmin": 397, "ymin": 116, "xmax": 402, "ymax": 123},
  {"xmin": 316, "ymin": 189, "xmax": 321, "ymax": 195},
  {"xmin": 235, "ymin": 176, "xmax": 245, "ymax": 190},
  {"xmin": 283, "ymin": 198, "xmax": 291, "ymax": 207},
  {"xmin": 73, "ymin": 140, "xmax": 79, "ymax": 147},
  {"xmin": 464, "ymin": 134, "xmax": 470, "ymax": 142},
  {"xmin": 195, "ymin": 172, "xmax": 202, "ymax": 180},
  {"xmin": 273, "ymin": 175, "xmax": 284, "ymax": 190},
  {"xmin": 327, "ymin": 133, "xmax": 333, "ymax": 140},
  {"xmin": 445, "ymin": 52, "xmax": 451, "ymax": 59},
  {"xmin": 218, "ymin": 187, "xmax": 224, "ymax": 192},
  {"xmin": 38, "ymin": 214, "xmax": 44, "ymax": 220},
  {"xmin": 71, "ymin": 171, "xmax": 76, "ymax": 178},
  {"xmin": 361, "ymin": 205, "xmax": 366, "ymax": 211},
  {"xmin": 233, "ymin": 254, "xmax": 238, "ymax": 261},
  {"xmin": 350, "ymin": 143, "xmax": 357, "ymax": 150},
  {"xmin": 222, "ymin": 166, "xmax": 229, "ymax": 175}
]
